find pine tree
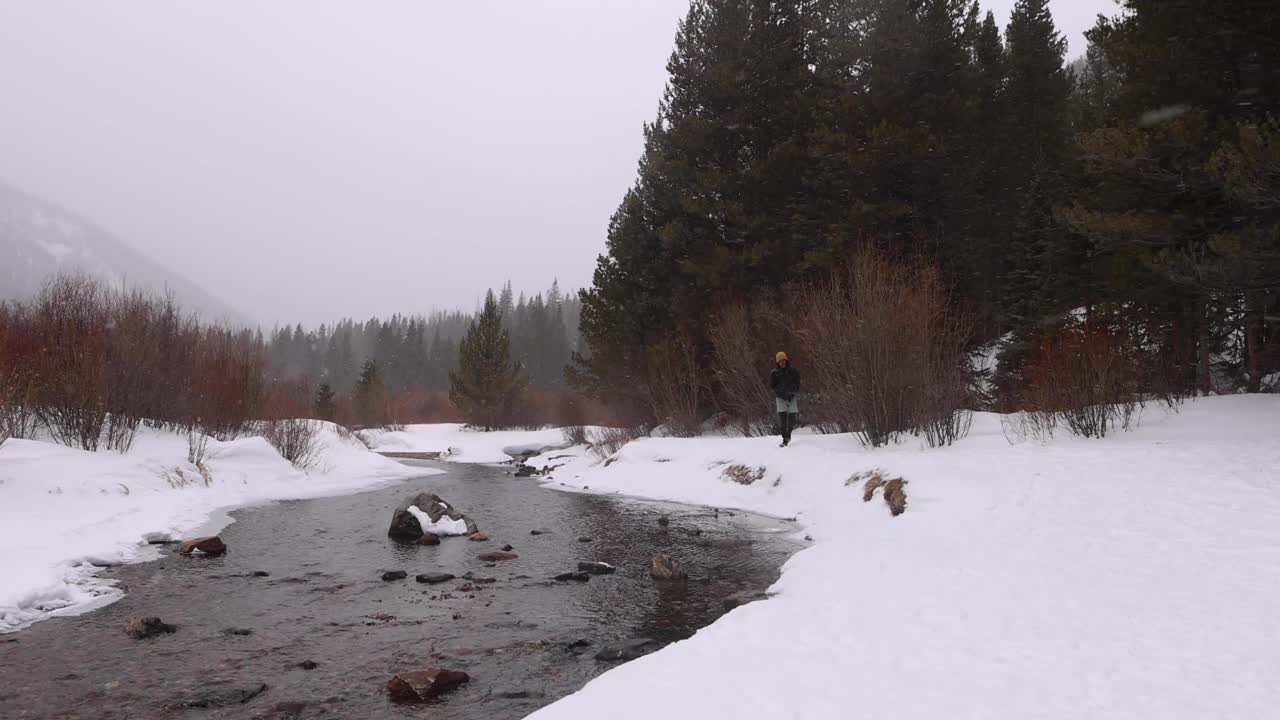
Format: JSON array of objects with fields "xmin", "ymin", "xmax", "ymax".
[
  {"xmin": 352, "ymin": 360, "xmax": 388, "ymax": 428},
  {"xmin": 314, "ymin": 382, "xmax": 336, "ymax": 422},
  {"xmin": 449, "ymin": 291, "xmax": 526, "ymax": 430}
]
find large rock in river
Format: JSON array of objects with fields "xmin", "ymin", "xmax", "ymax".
[
  {"xmin": 179, "ymin": 536, "xmax": 226, "ymax": 556},
  {"xmin": 388, "ymin": 492, "xmax": 478, "ymax": 540},
  {"xmin": 386, "ymin": 669, "xmax": 470, "ymax": 702}
]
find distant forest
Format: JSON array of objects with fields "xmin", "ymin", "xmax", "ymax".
[{"xmin": 265, "ymin": 281, "xmax": 583, "ymax": 396}]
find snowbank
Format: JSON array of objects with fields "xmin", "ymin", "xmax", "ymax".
[
  {"xmin": 525, "ymin": 395, "xmax": 1280, "ymax": 720},
  {"xmin": 0, "ymin": 423, "xmax": 433, "ymax": 632},
  {"xmin": 369, "ymin": 423, "xmax": 572, "ymax": 463}
]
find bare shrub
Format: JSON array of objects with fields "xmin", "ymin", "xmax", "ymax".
[
  {"xmin": 641, "ymin": 334, "xmax": 705, "ymax": 437},
  {"xmin": 999, "ymin": 410, "xmax": 1058, "ymax": 444},
  {"xmin": 709, "ymin": 299, "xmax": 795, "ymax": 436},
  {"xmin": 561, "ymin": 424, "xmax": 589, "ymax": 446},
  {"xmin": 588, "ymin": 425, "xmax": 645, "ymax": 460},
  {"xmin": 722, "ymin": 464, "xmax": 766, "ymax": 485},
  {"xmin": 28, "ymin": 276, "xmax": 111, "ymax": 451},
  {"xmin": 795, "ymin": 247, "xmax": 973, "ymax": 447},
  {"xmin": 262, "ymin": 418, "xmax": 322, "ymax": 470},
  {"xmin": 186, "ymin": 430, "xmax": 211, "ymax": 467},
  {"xmin": 1020, "ymin": 320, "xmax": 1143, "ymax": 438}
]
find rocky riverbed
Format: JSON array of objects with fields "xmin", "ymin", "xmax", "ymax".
[{"xmin": 0, "ymin": 460, "xmax": 799, "ymax": 719}]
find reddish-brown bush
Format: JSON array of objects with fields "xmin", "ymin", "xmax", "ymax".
[
  {"xmin": 640, "ymin": 334, "xmax": 705, "ymax": 437},
  {"xmin": 708, "ymin": 298, "xmax": 798, "ymax": 437},
  {"xmin": 793, "ymin": 247, "xmax": 974, "ymax": 447},
  {"xmin": 1018, "ymin": 319, "xmax": 1143, "ymax": 438}
]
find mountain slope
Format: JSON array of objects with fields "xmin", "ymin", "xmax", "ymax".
[{"xmin": 0, "ymin": 180, "xmax": 244, "ymax": 324}]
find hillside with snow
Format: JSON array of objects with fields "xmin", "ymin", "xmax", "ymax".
[{"xmin": 0, "ymin": 180, "xmax": 243, "ymax": 323}]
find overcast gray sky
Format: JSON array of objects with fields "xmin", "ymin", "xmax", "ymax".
[{"xmin": 0, "ymin": 0, "xmax": 1116, "ymax": 326}]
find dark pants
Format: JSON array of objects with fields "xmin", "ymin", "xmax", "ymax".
[
  {"xmin": 776, "ymin": 396, "xmax": 799, "ymax": 443},
  {"xmin": 778, "ymin": 411, "xmax": 798, "ymax": 443}
]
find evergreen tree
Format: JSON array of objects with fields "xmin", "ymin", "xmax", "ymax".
[
  {"xmin": 352, "ymin": 360, "xmax": 388, "ymax": 428},
  {"xmin": 449, "ymin": 291, "xmax": 526, "ymax": 430},
  {"xmin": 314, "ymin": 382, "xmax": 336, "ymax": 422}
]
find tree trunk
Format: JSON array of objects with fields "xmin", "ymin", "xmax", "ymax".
[
  {"xmin": 1196, "ymin": 298, "xmax": 1212, "ymax": 395},
  {"xmin": 1245, "ymin": 291, "xmax": 1265, "ymax": 393}
]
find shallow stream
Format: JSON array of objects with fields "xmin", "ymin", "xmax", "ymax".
[{"xmin": 0, "ymin": 460, "xmax": 799, "ymax": 719}]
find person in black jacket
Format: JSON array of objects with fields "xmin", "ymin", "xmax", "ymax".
[{"xmin": 770, "ymin": 351, "xmax": 800, "ymax": 447}]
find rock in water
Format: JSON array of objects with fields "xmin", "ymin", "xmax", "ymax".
[
  {"xmin": 477, "ymin": 552, "xmax": 518, "ymax": 562},
  {"xmin": 388, "ymin": 492, "xmax": 479, "ymax": 540},
  {"xmin": 501, "ymin": 544, "xmax": 514, "ymax": 551},
  {"xmin": 126, "ymin": 617, "xmax": 176, "ymax": 639},
  {"xmin": 178, "ymin": 536, "xmax": 226, "ymax": 556},
  {"xmin": 180, "ymin": 683, "xmax": 268, "ymax": 708},
  {"xmin": 553, "ymin": 571, "xmax": 591, "ymax": 582},
  {"xmin": 417, "ymin": 533, "xmax": 441, "ymax": 546},
  {"xmin": 468, "ymin": 532, "xmax": 489, "ymax": 542},
  {"xmin": 381, "ymin": 570, "xmax": 408, "ymax": 581},
  {"xmin": 722, "ymin": 589, "xmax": 770, "ymax": 611},
  {"xmin": 386, "ymin": 669, "xmax": 470, "ymax": 702},
  {"xmin": 577, "ymin": 561, "xmax": 616, "ymax": 575},
  {"xmin": 416, "ymin": 573, "xmax": 456, "ymax": 585},
  {"xmin": 595, "ymin": 638, "xmax": 659, "ymax": 662},
  {"xmin": 650, "ymin": 554, "xmax": 687, "ymax": 580}
]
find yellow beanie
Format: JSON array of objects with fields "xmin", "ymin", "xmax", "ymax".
[{"xmin": 776, "ymin": 351, "xmax": 788, "ymax": 363}]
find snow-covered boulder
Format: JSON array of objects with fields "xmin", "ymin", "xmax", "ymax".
[{"xmin": 387, "ymin": 492, "xmax": 478, "ymax": 540}]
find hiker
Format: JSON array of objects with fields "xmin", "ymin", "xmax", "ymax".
[{"xmin": 770, "ymin": 351, "xmax": 800, "ymax": 447}]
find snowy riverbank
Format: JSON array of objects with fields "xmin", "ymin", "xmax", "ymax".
[
  {"xmin": 515, "ymin": 395, "xmax": 1280, "ymax": 719},
  {"xmin": 0, "ymin": 424, "xmax": 430, "ymax": 632},
  {"xmin": 369, "ymin": 423, "xmax": 573, "ymax": 463}
]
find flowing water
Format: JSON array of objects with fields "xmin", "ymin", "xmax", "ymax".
[{"xmin": 0, "ymin": 460, "xmax": 799, "ymax": 719}]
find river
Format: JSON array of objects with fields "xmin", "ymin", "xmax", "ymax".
[{"xmin": 0, "ymin": 459, "xmax": 799, "ymax": 719}]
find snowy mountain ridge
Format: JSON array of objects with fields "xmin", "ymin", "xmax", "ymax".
[{"xmin": 0, "ymin": 179, "xmax": 244, "ymax": 324}]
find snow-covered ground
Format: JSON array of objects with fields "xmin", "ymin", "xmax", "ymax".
[
  {"xmin": 369, "ymin": 423, "xmax": 572, "ymax": 463},
  {"xmin": 0, "ymin": 423, "xmax": 431, "ymax": 632},
  {"xmin": 511, "ymin": 395, "xmax": 1280, "ymax": 719}
]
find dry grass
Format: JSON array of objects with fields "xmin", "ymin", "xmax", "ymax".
[
  {"xmin": 722, "ymin": 464, "xmax": 767, "ymax": 486},
  {"xmin": 851, "ymin": 469, "xmax": 906, "ymax": 515},
  {"xmin": 884, "ymin": 478, "xmax": 908, "ymax": 516}
]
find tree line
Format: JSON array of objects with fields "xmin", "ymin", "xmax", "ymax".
[
  {"xmin": 0, "ymin": 275, "xmax": 608, "ymax": 457},
  {"xmin": 572, "ymin": 0, "xmax": 1280, "ymax": 439}
]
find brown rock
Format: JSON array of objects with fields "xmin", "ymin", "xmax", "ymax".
[
  {"xmin": 125, "ymin": 616, "xmax": 176, "ymax": 639},
  {"xmin": 468, "ymin": 532, "xmax": 490, "ymax": 542},
  {"xmin": 386, "ymin": 669, "xmax": 470, "ymax": 702},
  {"xmin": 417, "ymin": 533, "xmax": 441, "ymax": 546},
  {"xmin": 178, "ymin": 536, "xmax": 226, "ymax": 556},
  {"xmin": 650, "ymin": 554, "xmax": 687, "ymax": 580},
  {"xmin": 477, "ymin": 552, "xmax": 518, "ymax": 562}
]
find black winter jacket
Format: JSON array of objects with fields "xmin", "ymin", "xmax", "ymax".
[{"xmin": 770, "ymin": 364, "xmax": 800, "ymax": 400}]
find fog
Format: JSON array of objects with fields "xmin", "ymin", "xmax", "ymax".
[{"xmin": 0, "ymin": 0, "xmax": 1114, "ymax": 326}]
